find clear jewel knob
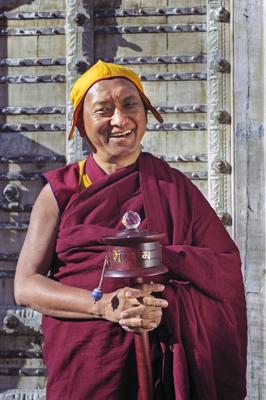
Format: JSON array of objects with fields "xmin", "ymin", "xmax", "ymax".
[{"xmin": 122, "ymin": 211, "xmax": 141, "ymax": 230}]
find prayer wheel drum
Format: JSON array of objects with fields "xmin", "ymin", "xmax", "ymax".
[
  {"xmin": 103, "ymin": 234, "xmax": 167, "ymax": 278},
  {"xmin": 102, "ymin": 211, "xmax": 167, "ymax": 278}
]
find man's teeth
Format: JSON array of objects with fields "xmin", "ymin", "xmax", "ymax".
[{"xmin": 111, "ymin": 129, "xmax": 132, "ymax": 137}]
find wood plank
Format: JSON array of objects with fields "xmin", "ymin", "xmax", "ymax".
[{"xmin": 233, "ymin": 1, "xmax": 265, "ymax": 398}]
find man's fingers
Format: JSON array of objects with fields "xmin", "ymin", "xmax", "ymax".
[
  {"xmin": 121, "ymin": 306, "xmax": 162, "ymax": 319},
  {"xmin": 121, "ymin": 305, "xmax": 144, "ymax": 318},
  {"xmin": 125, "ymin": 289, "xmax": 146, "ymax": 299},
  {"xmin": 121, "ymin": 325, "xmax": 134, "ymax": 332},
  {"xmin": 119, "ymin": 317, "xmax": 143, "ymax": 328},
  {"xmin": 121, "ymin": 325, "xmax": 155, "ymax": 333},
  {"xmin": 143, "ymin": 296, "xmax": 168, "ymax": 308},
  {"xmin": 119, "ymin": 317, "xmax": 157, "ymax": 330},
  {"xmin": 125, "ymin": 286, "xmax": 166, "ymax": 300},
  {"xmin": 135, "ymin": 283, "xmax": 165, "ymax": 294}
]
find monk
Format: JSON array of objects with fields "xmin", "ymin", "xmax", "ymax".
[{"xmin": 14, "ymin": 61, "xmax": 247, "ymax": 399}]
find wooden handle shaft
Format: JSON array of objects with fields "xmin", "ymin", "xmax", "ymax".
[{"xmin": 134, "ymin": 332, "xmax": 153, "ymax": 400}]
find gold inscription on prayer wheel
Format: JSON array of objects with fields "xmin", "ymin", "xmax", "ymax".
[
  {"xmin": 112, "ymin": 249, "xmax": 122, "ymax": 263},
  {"xmin": 141, "ymin": 251, "xmax": 151, "ymax": 260}
]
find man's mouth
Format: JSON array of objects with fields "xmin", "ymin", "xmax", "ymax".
[{"xmin": 109, "ymin": 129, "xmax": 133, "ymax": 138}]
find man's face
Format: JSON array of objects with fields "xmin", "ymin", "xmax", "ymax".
[{"xmin": 83, "ymin": 78, "xmax": 147, "ymax": 166}]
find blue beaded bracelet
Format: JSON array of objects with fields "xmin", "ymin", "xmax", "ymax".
[
  {"xmin": 91, "ymin": 288, "xmax": 103, "ymax": 302},
  {"xmin": 91, "ymin": 255, "xmax": 108, "ymax": 303}
]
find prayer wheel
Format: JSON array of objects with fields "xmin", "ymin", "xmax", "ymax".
[
  {"xmin": 102, "ymin": 211, "xmax": 168, "ymax": 400},
  {"xmin": 103, "ymin": 211, "xmax": 167, "ymax": 278}
]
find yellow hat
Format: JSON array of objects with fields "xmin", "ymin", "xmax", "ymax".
[{"xmin": 68, "ymin": 60, "xmax": 163, "ymax": 140}]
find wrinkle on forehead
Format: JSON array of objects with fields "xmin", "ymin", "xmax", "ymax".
[{"xmin": 84, "ymin": 78, "xmax": 141, "ymax": 106}]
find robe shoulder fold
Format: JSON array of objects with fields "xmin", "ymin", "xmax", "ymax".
[{"xmin": 41, "ymin": 161, "xmax": 81, "ymax": 213}]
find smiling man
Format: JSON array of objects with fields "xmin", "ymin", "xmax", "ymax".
[
  {"xmin": 14, "ymin": 61, "xmax": 247, "ymax": 399},
  {"xmin": 82, "ymin": 78, "xmax": 147, "ymax": 172}
]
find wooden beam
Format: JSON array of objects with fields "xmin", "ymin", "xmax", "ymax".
[{"xmin": 233, "ymin": 1, "xmax": 265, "ymax": 398}]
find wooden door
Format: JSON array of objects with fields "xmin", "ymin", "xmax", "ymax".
[
  {"xmin": 1, "ymin": 0, "xmax": 263, "ymax": 398},
  {"xmin": 0, "ymin": 0, "xmax": 66, "ymax": 397}
]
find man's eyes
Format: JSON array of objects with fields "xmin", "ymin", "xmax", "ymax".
[
  {"xmin": 96, "ymin": 107, "xmax": 110, "ymax": 112},
  {"xmin": 94, "ymin": 102, "xmax": 139, "ymax": 113},
  {"xmin": 124, "ymin": 102, "xmax": 138, "ymax": 108}
]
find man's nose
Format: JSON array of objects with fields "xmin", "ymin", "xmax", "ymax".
[{"xmin": 110, "ymin": 108, "xmax": 129, "ymax": 127}]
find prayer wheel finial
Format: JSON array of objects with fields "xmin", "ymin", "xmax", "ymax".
[{"xmin": 122, "ymin": 211, "xmax": 141, "ymax": 230}]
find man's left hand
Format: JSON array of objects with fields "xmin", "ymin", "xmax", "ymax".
[{"xmin": 119, "ymin": 283, "xmax": 168, "ymax": 333}]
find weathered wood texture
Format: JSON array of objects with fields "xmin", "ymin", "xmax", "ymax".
[
  {"xmin": 233, "ymin": 1, "xmax": 265, "ymax": 399},
  {"xmin": 0, "ymin": 0, "xmax": 264, "ymax": 398},
  {"xmin": 0, "ymin": 0, "xmax": 66, "ymax": 395}
]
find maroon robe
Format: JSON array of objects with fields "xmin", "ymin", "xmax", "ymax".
[{"xmin": 42, "ymin": 152, "xmax": 247, "ymax": 400}]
